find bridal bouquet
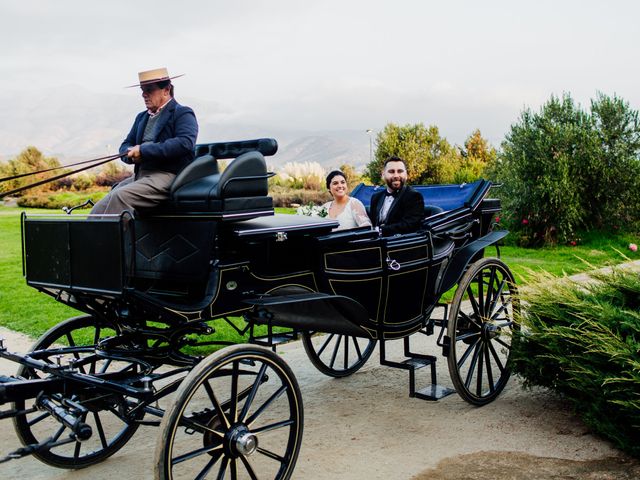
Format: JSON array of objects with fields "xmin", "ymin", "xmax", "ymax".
[{"xmin": 296, "ymin": 203, "xmax": 328, "ymax": 218}]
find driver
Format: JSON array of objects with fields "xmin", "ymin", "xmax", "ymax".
[
  {"xmin": 369, "ymin": 156, "xmax": 424, "ymax": 236},
  {"xmin": 91, "ymin": 68, "xmax": 198, "ymax": 215}
]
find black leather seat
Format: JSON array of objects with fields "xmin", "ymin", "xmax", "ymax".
[{"xmin": 167, "ymin": 151, "xmax": 274, "ymax": 220}]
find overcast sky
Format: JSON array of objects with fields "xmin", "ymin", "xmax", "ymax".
[{"xmin": 1, "ymin": 0, "xmax": 639, "ymax": 146}]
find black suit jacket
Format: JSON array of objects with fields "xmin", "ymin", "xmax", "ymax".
[
  {"xmin": 369, "ymin": 185, "xmax": 425, "ymax": 236},
  {"xmin": 119, "ymin": 98, "xmax": 198, "ymax": 175}
]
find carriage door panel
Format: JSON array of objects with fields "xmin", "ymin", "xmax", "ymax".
[
  {"xmin": 320, "ymin": 240, "xmax": 384, "ymax": 331},
  {"xmin": 382, "ymin": 237, "xmax": 430, "ymax": 326}
]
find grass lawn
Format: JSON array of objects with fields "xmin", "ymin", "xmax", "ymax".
[{"xmin": 0, "ymin": 205, "xmax": 638, "ymax": 341}]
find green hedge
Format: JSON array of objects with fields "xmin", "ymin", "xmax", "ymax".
[
  {"xmin": 17, "ymin": 189, "xmax": 108, "ymax": 209},
  {"xmin": 512, "ymin": 268, "xmax": 640, "ymax": 456}
]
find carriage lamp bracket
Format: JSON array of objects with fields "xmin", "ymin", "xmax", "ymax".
[{"xmin": 62, "ymin": 198, "xmax": 94, "ymax": 215}]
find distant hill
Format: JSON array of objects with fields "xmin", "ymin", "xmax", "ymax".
[{"xmin": 0, "ymin": 86, "xmax": 370, "ymax": 172}]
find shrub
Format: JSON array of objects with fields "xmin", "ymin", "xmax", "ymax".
[
  {"xmin": 275, "ymin": 161, "xmax": 325, "ymax": 190},
  {"xmin": 17, "ymin": 189, "xmax": 108, "ymax": 209},
  {"xmin": 494, "ymin": 93, "xmax": 640, "ymax": 246},
  {"xmin": 511, "ymin": 268, "xmax": 640, "ymax": 456},
  {"xmin": 269, "ymin": 186, "xmax": 330, "ymax": 208}
]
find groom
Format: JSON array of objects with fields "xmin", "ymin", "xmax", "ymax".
[{"xmin": 369, "ymin": 156, "xmax": 424, "ymax": 236}]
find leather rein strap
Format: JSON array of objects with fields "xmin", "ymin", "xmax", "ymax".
[{"xmin": 0, "ymin": 153, "xmax": 124, "ymax": 199}]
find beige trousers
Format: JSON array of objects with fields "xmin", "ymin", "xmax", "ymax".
[{"xmin": 90, "ymin": 170, "xmax": 176, "ymax": 215}]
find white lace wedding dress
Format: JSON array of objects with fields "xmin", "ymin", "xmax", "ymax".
[{"xmin": 322, "ymin": 197, "xmax": 372, "ymax": 231}]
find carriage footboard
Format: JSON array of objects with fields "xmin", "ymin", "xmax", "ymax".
[{"xmin": 245, "ymin": 293, "xmax": 371, "ymax": 337}]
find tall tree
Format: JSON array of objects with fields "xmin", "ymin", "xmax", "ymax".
[
  {"xmin": 589, "ymin": 93, "xmax": 640, "ymax": 227},
  {"xmin": 365, "ymin": 123, "xmax": 460, "ymax": 185}
]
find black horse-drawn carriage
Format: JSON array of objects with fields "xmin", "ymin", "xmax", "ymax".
[{"xmin": 0, "ymin": 139, "xmax": 518, "ymax": 479}]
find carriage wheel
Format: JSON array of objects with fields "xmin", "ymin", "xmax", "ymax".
[
  {"xmin": 446, "ymin": 258, "xmax": 519, "ymax": 406},
  {"xmin": 301, "ymin": 332, "xmax": 376, "ymax": 378},
  {"xmin": 13, "ymin": 314, "xmax": 142, "ymax": 468},
  {"xmin": 155, "ymin": 344, "xmax": 303, "ymax": 480}
]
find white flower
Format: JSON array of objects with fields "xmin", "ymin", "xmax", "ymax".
[{"xmin": 296, "ymin": 203, "xmax": 328, "ymax": 218}]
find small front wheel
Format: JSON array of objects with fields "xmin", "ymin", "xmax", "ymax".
[
  {"xmin": 155, "ymin": 344, "xmax": 303, "ymax": 480},
  {"xmin": 12, "ymin": 314, "xmax": 141, "ymax": 468},
  {"xmin": 447, "ymin": 258, "xmax": 519, "ymax": 406},
  {"xmin": 302, "ymin": 332, "xmax": 376, "ymax": 378}
]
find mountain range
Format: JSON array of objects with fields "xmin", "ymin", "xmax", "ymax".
[{"xmin": 0, "ymin": 86, "xmax": 371, "ymax": 172}]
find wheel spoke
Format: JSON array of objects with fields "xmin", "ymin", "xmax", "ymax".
[
  {"xmin": 484, "ymin": 266, "xmax": 497, "ymax": 312},
  {"xmin": 343, "ymin": 335, "xmax": 349, "ymax": 369},
  {"xmin": 464, "ymin": 342, "xmax": 481, "ymax": 389},
  {"xmin": 329, "ymin": 334, "xmax": 342, "ymax": 369},
  {"xmin": 317, "ymin": 334, "xmax": 335, "ymax": 356},
  {"xmin": 487, "ymin": 340, "xmax": 506, "ymax": 374},
  {"xmin": 457, "ymin": 336, "xmax": 481, "ymax": 368},
  {"xmin": 494, "ymin": 336, "xmax": 511, "ymax": 350},
  {"xmin": 459, "ymin": 310, "xmax": 482, "ymax": 330},
  {"xmin": 466, "ymin": 285, "xmax": 481, "ymax": 318},
  {"xmin": 216, "ymin": 456, "xmax": 229, "ymax": 480},
  {"xmin": 477, "ymin": 272, "xmax": 485, "ymax": 315},
  {"xmin": 484, "ymin": 342, "xmax": 495, "ymax": 393},
  {"xmin": 239, "ymin": 454, "xmax": 259, "ymax": 480},
  {"xmin": 245, "ymin": 385, "xmax": 287, "ymax": 427},
  {"xmin": 455, "ymin": 330, "xmax": 481, "ymax": 343},
  {"xmin": 230, "ymin": 458, "xmax": 238, "ymax": 480},
  {"xmin": 257, "ymin": 446, "xmax": 285, "ymax": 463},
  {"xmin": 475, "ymin": 343, "xmax": 485, "ymax": 396},
  {"xmin": 203, "ymin": 379, "xmax": 231, "ymax": 430},
  {"xmin": 93, "ymin": 411, "xmax": 108, "ymax": 448},
  {"xmin": 173, "ymin": 444, "xmax": 224, "ymax": 465},
  {"xmin": 194, "ymin": 452, "xmax": 223, "ymax": 480},
  {"xmin": 238, "ymin": 363, "xmax": 268, "ymax": 423},
  {"xmin": 230, "ymin": 361, "xmax": 239, "ymax": 424},
  {"xmin": 27, "ymin": 411, "xmax": 51, "ymax": 427},
  {"xmin": 252, "ymin": 418, "xmax": 295, "ymax": 434},
  {"xmin": 352, "ymin": 337, "xmax": 363, "ymax": 360}
]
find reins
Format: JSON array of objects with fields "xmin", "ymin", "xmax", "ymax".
[{"xmin": 0, "ymin": 152, "xmax": 125, "ymax": 199}]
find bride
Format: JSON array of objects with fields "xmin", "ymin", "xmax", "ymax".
[{"xmin": 322, "ymin": 170, "xmax": 372, "ymax": 231}]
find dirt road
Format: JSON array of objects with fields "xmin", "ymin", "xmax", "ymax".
[{"xmin": 0, "ymin": 324, "xmax": 638, "ymax": 479}]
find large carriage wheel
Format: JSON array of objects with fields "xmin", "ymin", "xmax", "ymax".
[
  {"xmin": 301, "ymin": 332, "xmax": 376, "ymax": 378},
  {"xmin": 13, "ymin": 314, "xmax": 142, "ymax": 468},
  {"xmin": 155, "ymin": 344, "xmax": 303, "ymax": 480},
  {"xmin": 446, "ymin": 258, "xmax": 519, "ymax": 406}
]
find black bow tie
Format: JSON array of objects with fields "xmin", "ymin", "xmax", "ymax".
[{"xmin": 385, "ymin": 190, "xmax": 399, "ymax": 198}]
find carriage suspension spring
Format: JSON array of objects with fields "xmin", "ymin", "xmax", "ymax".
[{"xmin": 37, "ymin": 395, "xmax": 93, "ymax": 441}]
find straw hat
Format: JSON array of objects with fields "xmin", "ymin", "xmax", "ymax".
[{"xmin": 127, "ymin": 68, "xmax": 184, "ymax": 87}]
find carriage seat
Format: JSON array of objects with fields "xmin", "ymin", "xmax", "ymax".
[
  {"xmin": 424, "ymin": 204, "xmax": 444, "ymax": 218},
  {"xmin": 168, "ymin": 151, "xmax": 274, "ymax": 220}
]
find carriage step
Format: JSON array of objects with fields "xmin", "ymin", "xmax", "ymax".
[
  {"xmin": 251, "ymin": 332, "xmax": 299, "ymax": 350},
  {"xmin": 414, "ymin": 384, "xmax": 456, "ymax": 401},
  {"xmin": 379, "ymin": 356, "xmax": 455, "ymax": 401}
]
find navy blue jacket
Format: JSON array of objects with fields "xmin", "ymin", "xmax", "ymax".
[
  {"xmin": 119, "ymin": 98, "xmax": 198, "ymax": 175},
  {"xmin": 369, "ymin": 185, "xmax": 425, "ymax": 236}
]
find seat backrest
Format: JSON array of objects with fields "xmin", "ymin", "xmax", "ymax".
[
  {"xmin": 424, "ymin": 204, "xmax": 444, "ymax": 218},
  {"xmin": 216, "ymin": 151, "xmax": 269, "ymax": 198},
  {"xmin": 170, "ymin": 154, "xmax": 218, "ymax": 195}
]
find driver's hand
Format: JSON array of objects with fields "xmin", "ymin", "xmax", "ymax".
[{"xmin": 127, "ymin": 145, "xmax": 142, "ymax": 163}]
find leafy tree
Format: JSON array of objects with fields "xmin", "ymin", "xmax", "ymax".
[
  {"xmin": 365, "ymin": 123, "xmax": 461, "ymax": 185},
  {"xmin": 497, "ymin": 94, "xmax": 596, "ymax": 245},
  {"xmin": 496, "ymin": 92, "xmax": 640, "ymax": 246},
  {"xmin": 0, "ymin": 147, "xmax": 63, "ymax": 196},
  {"xmin": 588, "ymin": 93, "xmax": 640, "ymax": 227},
  {"xmin": 456, "ymin": 129, "xmax": 496, "ymax": 184},
  {"xmin": 339, "ymin": 163, "xmax": 362, "ymax": 191}
]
